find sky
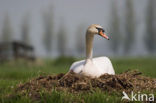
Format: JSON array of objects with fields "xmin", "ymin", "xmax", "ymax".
[{"xmin": 0, "ymin": 0, "xmax": 150, "ymax": 57}]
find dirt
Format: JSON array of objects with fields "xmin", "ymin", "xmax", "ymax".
[{"xmin": 14, "ymin": 70, "xmax": 156, "ymax": 100}]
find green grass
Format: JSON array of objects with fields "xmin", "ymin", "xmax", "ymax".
[
  {"xmin": 112, "ymin": 57, "xmax": 156, "ymax": 77},
  {"xmin": 0, "ymin": 57, "xmax": 156, "ymax": 103},
  {"xmin": 39, "ymin": 89, "xmax": 121, "ymax": 103}
]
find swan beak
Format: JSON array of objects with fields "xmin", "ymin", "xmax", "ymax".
[{"xmin": 99, "ymin": 31, "xmax": 109, "ymax": 40}]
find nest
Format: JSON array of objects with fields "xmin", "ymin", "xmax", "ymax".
[{"xmin": 14, "ymin": 70, "xmax": 156, "ymax": 100}]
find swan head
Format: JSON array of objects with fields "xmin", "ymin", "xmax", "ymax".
[{"xmin": 87, "ymin": 24, "xmax": 109, "ymax": 40}]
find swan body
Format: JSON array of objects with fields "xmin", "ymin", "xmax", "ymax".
[
  {"xmin": 69, "ymin": 24, "xmax": 115, "ymax": 78},
  {"xmin": 70, "ymin": 57, "xmax": 115, "ymax": 77}
]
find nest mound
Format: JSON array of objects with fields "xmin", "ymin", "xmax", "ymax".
[{"xmin": 15, "ymin": 70, "xmax": 156, "ymax": 100}]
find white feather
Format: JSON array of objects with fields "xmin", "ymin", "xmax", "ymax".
[{"xmin": 70, "ymin": 57, "xmax": 115, "ymax": 78}]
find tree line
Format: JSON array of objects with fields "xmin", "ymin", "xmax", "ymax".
[
  {"xmin": 109, "ymin": 0, "xmax": 156, "ymax": 56},
  {"xmin": 0, "ymin": 0, "xmax": 155, "ymax": 57}
]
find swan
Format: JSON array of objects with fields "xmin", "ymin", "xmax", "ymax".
[{"xmin": 69, "ymin": 24, "xmax": 115, "ymax": 78}]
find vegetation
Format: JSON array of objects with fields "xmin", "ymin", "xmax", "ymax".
[
  {"xmin": 42, "ymin": 7, "xmax": 54, "ymax": 54},
  {"xmin": 109, "ymin": 0, "xmax": 121, "ymax": 54},
  {"xmin": 57, "ymin": 21, "xmax": 67, "ymax": 56},
  {"xmin": 1, "ymin": 13, "xmax": 13, "ymax": 42},
  {"xmin": 21, "ymin": 13, "xmax": 31, "ymax": 45},
  {"xmin": 0, "ymin": 57, "xmax": 156, "ymax": 103},
  {"xmin": 75, "ymin": 24, "xmax": 85, "ymax": 57},
  {"xmin": 123, "ymin": 0, "xmax": 135, "ymax": 54},
  {"xmin": 144, "ymin": 0, "xmax": 156, "ymax": 54}
]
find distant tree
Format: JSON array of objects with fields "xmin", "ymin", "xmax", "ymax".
[
  {"xmin": 1, "ymin": 14, "xmax": 13, "ymax": 42},
  {"xmin": 144, "ymin": 0, "xmax": 156, "ymax": 54},
  {"xmin": 123, "ymin": 0, "xmax": 135, "ymax": 54},
  {"xmin": 21, "ymin": 13, "xmax": 31, "ymax": 45},
  {"xmin": 75, "ymin": 24, "xmax": 85, "ymax": 56},
  {"xmin": 42, "ymin": 8, "xmax": 54, "ymax": 54},
  {"xmin": 57, "ymin": 21, "xmax": 67, "ymax": 56},
  {"xmin": 109, "ymin": 0, "xmax": 121, "ymax": 54}
]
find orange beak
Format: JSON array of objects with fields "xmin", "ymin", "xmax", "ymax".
[{"xmin": 99, "ymin": 31, "xmax": 109, "ymax": 40}]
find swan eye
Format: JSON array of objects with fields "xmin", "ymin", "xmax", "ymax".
[{"xmin": 96, "ymin": 27, "xmax": 105, "ymax": 32}]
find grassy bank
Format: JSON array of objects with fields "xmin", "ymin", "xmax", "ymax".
[{"xmin": 0, "ymin": 57, "xmax": 156, "ymax": 103}]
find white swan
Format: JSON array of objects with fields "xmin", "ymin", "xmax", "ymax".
[{"xmin": 69, "ymin": 24, "xmax": 115, "ymax": 78}]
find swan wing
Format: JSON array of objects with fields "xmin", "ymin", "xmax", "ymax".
[
  {"xmin": 69, "ymin": 60, "xmax": 85, "ymax": 73},
  {"xmin": 93, "ymin": 57, "xmax": 115, "ymax": 75}
]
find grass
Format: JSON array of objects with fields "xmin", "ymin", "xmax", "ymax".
[
  {"xmin": 0, "ymin": 57, "xmax": 156, "ymax": 103},
  {"xmin": 112, "ymin": 57, "xmax": 156, "ymax": 77}
]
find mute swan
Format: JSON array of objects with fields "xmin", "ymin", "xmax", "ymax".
[{"xmin": 69, "ymin": 24, "xmax": 115, "ymax": 78}]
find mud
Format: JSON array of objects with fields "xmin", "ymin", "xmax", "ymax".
[{"xmin": 15, "ymin": 70, "xmax": 156, "ymax": 100}]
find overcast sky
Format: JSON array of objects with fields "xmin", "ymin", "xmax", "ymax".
[{"xmin": 0, "ymin": 0, "xmax": 149, "ymax": 57}]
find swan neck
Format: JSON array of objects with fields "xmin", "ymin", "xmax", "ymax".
[{"xmin": 86, "ymin": 31, "xmax": 94, "ymax": 60}]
